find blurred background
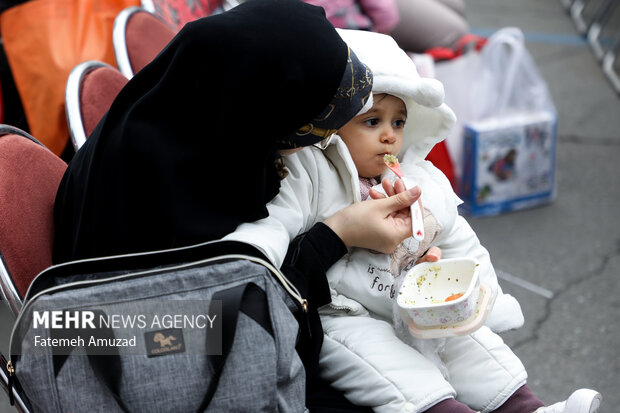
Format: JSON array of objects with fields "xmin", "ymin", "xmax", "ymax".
[
  {"xmin": 1, "ymin": 0, "xmax": 619, "ymax": 411},
  {"xmin": 464, "ymin": 0, "xmax": 620, "ymax": 408}
]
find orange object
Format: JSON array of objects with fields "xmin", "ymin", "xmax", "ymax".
[
  {"xmin": 0, "ymin": 0, "xmax": 139, "ymax": 155},
  {"xmin": 445, "ymin": 292, "xmax": 464, "ymax": 302}
]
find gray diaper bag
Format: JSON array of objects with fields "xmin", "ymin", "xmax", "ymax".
[{"xmin": 7, "ymin": 240, "xmax": 307, "ymax": 412}]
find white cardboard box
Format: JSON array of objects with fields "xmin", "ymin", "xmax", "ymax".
[{"xmin": 459, "ymin": 111, "xmax": 557, "ymax": 216}]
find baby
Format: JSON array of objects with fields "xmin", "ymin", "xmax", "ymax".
[
  {"xmin": 314, "ymin": 29, "xmax": 601, "ymax": 413},
  {"xmin": 225, "ymin": 29, "xmax": 601, "ymax": 413}
]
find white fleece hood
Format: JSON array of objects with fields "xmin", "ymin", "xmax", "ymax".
[{"xmin": 337, "ymin": 29, "xmax": 456, "ymax": 161}]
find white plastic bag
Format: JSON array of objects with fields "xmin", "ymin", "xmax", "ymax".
[
  {"xmin": 474, "ymin": 28, "xmax": 555, "ymax": 120},
  {"xmin": 434, "ymin": 27, "xmax": 556, "ymax": 182}
]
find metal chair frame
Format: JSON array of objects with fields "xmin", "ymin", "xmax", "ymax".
[
  {"xmin": 112, "ymin": 6, "xmax": 143, "ymax": 79},
  {"xmin": 65, "ymin": 60, "xmax": 116, "ymax": 151},
  {"xmin": 559, "ymin": 0, "xmax": 620, "ymax": 96},
  {"xmin": 112, "ymin": 6, "xmax": 175, "ymax": 78},
  {"xmin": 602, "ymin": 32, "xmax": 620, "ymax": 94},
  {"xmin": 585, "ymin": 0, "xmax": 619, "ymax": 59}
]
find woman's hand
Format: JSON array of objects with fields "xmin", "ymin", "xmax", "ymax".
[
  {"xmin": 324, "ymin": 184, "xmax": 421, "ymax": 254},
  {"xmin": 367, "ymin": 178, "xmax": 441, "ymax": 262}
]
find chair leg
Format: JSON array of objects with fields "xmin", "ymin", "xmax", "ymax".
[
  {"xmin": 602, "ymin": 35, "xmax": 620, "ymax": 95},
  {"xmin": 570, "ymin": 0, "xmax": 589, "ymax": 33},
  {"xmin": 560, "ymin": 0, "xmax": 576, "ymax": 12},
  {"xmin": 585, "ymin": 0, "xmax": 618, "ymax": 60}
]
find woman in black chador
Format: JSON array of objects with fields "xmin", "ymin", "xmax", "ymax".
[{"xmin": 53, "ymin": 1, "xmax": 424, "ymax": 410}]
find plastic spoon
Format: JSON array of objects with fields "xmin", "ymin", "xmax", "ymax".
[{"xmin": 383, "ymin": 155, "xmax": 424, "ymax": 241}]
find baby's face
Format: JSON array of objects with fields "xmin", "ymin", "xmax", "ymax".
[{"xmin": 338, "ymin": 94, "xmax": 406, "ymax": 178}]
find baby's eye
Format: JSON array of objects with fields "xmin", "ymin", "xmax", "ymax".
[
  {"xmin": 393, "ymin": 119, "xmax": 406, "ymax": 128},
  {"xmin": 364, "ymin": 118, "xmax": 379, "ymax": 127}
]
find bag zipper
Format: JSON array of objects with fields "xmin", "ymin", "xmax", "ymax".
[
  {"xmin": 7, "ymin": 253, "xmax": 305, "ymax": 397},
  {"xmin": 6, "ymin": 360, "xmax": 14, "ymax": 405}
]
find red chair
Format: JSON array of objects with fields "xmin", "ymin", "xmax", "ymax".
[
  {"xmin": 65, "ymin": 60, "xmax": 129, "ymax": 151},
  {"xmin": 112, "ymin": 6, "xmax": 176, "ymax": 79},
  {"xmin": 0, "ymin": 125, "xmax": 67, "ymax": 316}
]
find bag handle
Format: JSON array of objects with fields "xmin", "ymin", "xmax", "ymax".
[
  {"xmin": 82, "ymin": 282, "xmax": 273, "ymax": 413},
  {"xmin": 477, "ymin": 28, "xmax": 526, "ymax": 117},
  {"xmin": 26, "ymin": 240, "xmax": 269, "ymax": 300},
  {"xmin": 200, "ymin": 282, "xmax": 273, "ymax": 410}
]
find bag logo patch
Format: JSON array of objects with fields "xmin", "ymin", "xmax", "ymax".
[{"xmin": 145, "ymin": 328, "xmax": 185, "ymax": 357}]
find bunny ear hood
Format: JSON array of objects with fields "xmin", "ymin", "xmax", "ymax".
[{"xmin": 336, "ymin": 29, "xmax": 456, "ymax": 161}]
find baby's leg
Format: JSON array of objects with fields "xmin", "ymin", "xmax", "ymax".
[
  {"xmin": 492, "ymin": 384, "xmax": 544, "ymax": 413},
  {"xmin": 442, "ymin": 326, "xmax": 528, "ymax": 412},
  {"xmin": 320, "ymin": 314, "xmax": 455, "ymax": 413}
]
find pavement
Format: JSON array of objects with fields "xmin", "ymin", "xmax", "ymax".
[
  {"xmin": 1, "ymin": 0, "xmax": 619, "ymax": 411},
  {"xmin": 464, "ymin": 0, "xmax": 619, "ymax": 409}
]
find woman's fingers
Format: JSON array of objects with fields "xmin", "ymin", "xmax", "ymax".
[
  {"xmin": 369, "ymin": 188, "xmax": 385, "ymax": 200},
  {"xmin": 369, "ymin": 178, "xmax": 409, "ymax": 200},
  {"xmin": 379, "ymin": 186, "xmax": 420, "ymax": 214},
  {"xmin": 393, "ymin": 178, "xmax": 407, "ymax": 194},
  {"xmin": 382, "ymin": 177, "xmax": 396, "ymax": 197}
]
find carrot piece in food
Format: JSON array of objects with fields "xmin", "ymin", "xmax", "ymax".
[{"xmin": 445, "ymin": 293, "xmax": 464, "ymax": 302}]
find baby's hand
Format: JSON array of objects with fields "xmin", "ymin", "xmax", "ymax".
[{"xmin": 417, "ymin": 246, "xmax": 442, "ymax": 264}]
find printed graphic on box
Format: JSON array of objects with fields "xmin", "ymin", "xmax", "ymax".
[{"xmin": 460, "ymin": 111, "xmax": 557, "ymax": 216}]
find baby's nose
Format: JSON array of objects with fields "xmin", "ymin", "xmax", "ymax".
[{"xmin": 381, "ymin": 129, "xmax": 396, "ymax": 143}]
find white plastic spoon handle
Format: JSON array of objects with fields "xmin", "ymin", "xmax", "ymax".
[
  {"xmin": 401, "ymin": 177, "xmax": 424, "ymax": 241},
  {"xmin": 410, "ymin": 199, "xmax": 424, "ymax": 241}
]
